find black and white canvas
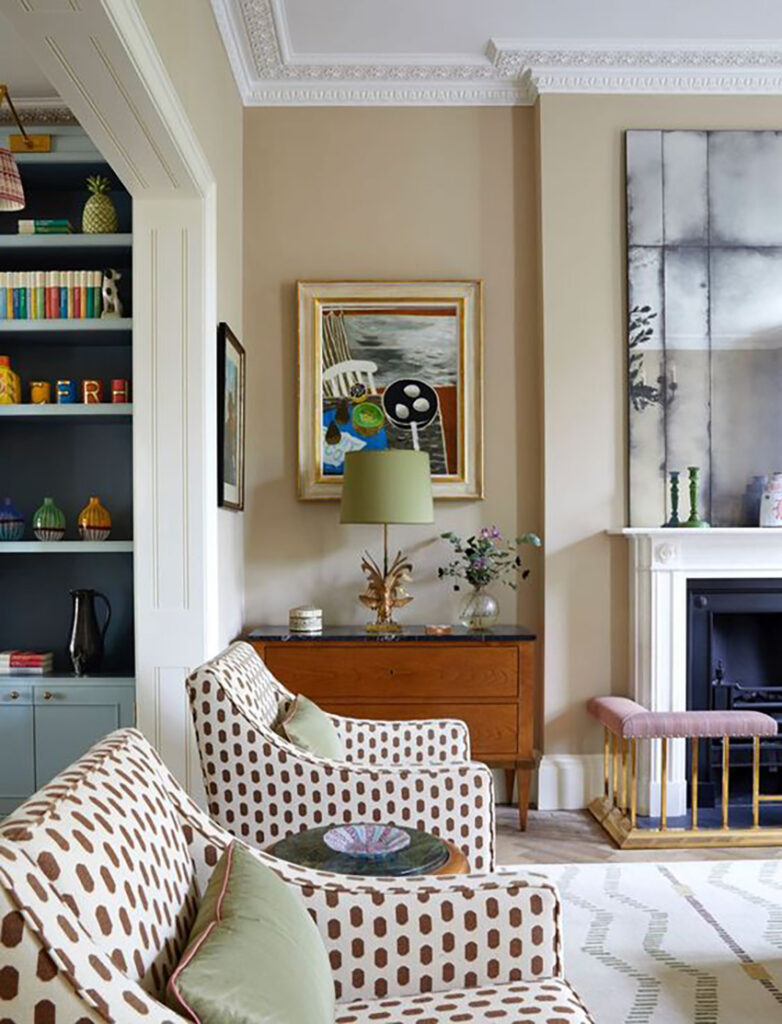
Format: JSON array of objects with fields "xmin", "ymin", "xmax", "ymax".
[{"xmin": 626, "ymin": 130, "xmax": 782, "ymax": 527}]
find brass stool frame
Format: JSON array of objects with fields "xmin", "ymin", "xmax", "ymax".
[{"xmin": 589, "ymin": 728, "xmax": 782, "ymax": 849}]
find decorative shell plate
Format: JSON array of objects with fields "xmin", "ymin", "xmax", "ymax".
[{"xmin": 323, "ymin": 823, "xmax": 410, "ymax": 859}]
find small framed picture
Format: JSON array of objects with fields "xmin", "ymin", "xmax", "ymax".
[{"xmin": 217, "ymin": 322, "xmax": 245, "ymax": 511}]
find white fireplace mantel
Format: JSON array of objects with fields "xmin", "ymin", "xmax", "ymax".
[{"xmin": 613, "ymin": 527, "xmax": 782, "ymax": 815}]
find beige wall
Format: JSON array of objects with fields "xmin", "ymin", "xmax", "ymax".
[
  {"xmin": 242, "ymin": 108, "xmax": 542, "ymax": 640},
  {"xmin": 537, "ymin": 95, "xmax": 782, "ymax": 760},
  {"xmin": 138, "ymin": 0, "xmax": 245, "ymax": 643}
]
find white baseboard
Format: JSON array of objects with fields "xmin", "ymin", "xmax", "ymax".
[{"xmin": 536, "ymin": 754, "xmax": 605, "ymax": 810}]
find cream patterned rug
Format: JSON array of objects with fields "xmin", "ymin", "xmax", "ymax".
[{"xmin": 527, "ymin": 860, "xmax": 782, "ymax": 1024}]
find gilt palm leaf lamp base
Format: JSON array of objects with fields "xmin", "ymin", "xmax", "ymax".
[{"xmin": 340, "ymin": 450, "xmax": 434, "ymax": 632}]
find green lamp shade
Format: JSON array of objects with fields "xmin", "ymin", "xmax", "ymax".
[{"xmin": 340, "ymin": 450, "xmax": 434, "ymax": 524}]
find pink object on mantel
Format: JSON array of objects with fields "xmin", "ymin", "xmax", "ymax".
[{"xmin": 587, "ymin": 695, "xmax": 778, "ymax": 739}]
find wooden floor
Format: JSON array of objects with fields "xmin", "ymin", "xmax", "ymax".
[{"xmin": 495, "ymin": 807, "xmax": 782, "ymax": 864}]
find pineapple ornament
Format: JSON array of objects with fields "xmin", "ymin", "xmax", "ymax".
[{"xmin": 82, "ymin": 175, "xmax": 118, "ymax": 234}]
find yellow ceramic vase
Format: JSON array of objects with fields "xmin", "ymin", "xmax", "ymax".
[{"xmin": 78, "ymin": 496, "xmax": 111, "ymax": 541}]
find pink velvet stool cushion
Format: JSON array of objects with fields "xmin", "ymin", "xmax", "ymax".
[
  {"xmin": 587, "ymin": 697, "xmax": 647, "ymax": 736},
  {"xmin": 587, "ymin": 696, "xmax": 778, "ymax": 739}
]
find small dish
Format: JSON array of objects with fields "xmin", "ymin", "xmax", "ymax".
[{"xmin": 323, "ymin": 823, "xmax": 410, "ymax": 859}]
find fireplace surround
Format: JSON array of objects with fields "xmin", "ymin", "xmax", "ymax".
[{"xmin": 617, "ymin": 528, "xmax": 782, "ymax": 816}]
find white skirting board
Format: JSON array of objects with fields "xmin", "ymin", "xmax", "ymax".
[{"xmin": 536, "ymin": 753, "xmax": 606, "ymax": 810}]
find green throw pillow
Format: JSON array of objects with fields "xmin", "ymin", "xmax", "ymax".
[
  {"xmin": 166, "ymin": 842, "xmax": 334, "ymax": 1024},
  {"xmin": 278, "ymin": 694, "xmax": 345, "ymax": 759}
]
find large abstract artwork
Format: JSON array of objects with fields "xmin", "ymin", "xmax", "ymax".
[
  {"xmin": 297, "ymin": 281, "xmax": 483, "ymax": 500},
  {"xmin": 627, "ymin": 130, "xmax": 782, "ymax": 527}
]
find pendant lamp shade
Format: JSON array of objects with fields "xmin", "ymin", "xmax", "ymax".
[{"xmin": 0, "ymin": 147, "xmax": 24, "ymax": 211}]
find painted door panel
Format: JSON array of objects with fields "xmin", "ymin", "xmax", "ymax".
[
  {"xmin": 0, "ymin": 686, "xmax": 35, "ymax": 816},
  {"xmin": 33, "ymin": 685, "xmax": 134, "ymax": 792}
]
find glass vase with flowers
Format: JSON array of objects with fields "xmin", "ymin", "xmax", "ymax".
[{"xmin": 438, "ymin": 525, "xmax": 541, "ymax": 630}]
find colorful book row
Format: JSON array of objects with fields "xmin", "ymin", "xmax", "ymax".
[{"xmin": 0, "ymin": 271, "xmax": 104, "ymax": 320}]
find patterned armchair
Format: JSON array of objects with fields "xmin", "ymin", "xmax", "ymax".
[
  {"xmin": 0, "ymin": 729, "xmax": 593, "ymax": 1024},
  {"xmin": 186, "ymin": 641, "xmax": 496, "ymax": 871}
]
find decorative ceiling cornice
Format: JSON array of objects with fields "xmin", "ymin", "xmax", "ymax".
[
  {"xmin": 0, "ymin": 100, "xmax": 78, "ymax": 125},
  {"xmin": 210, "ymin": 0, "xmax": 532, "ymax": 105},
  {"xmin": 210, "ymin": 0, "xmax": 782, "ymax": 106},
  {"xmin": 490, "ymin": 40, "xmax": 782, "ymax": 98}
]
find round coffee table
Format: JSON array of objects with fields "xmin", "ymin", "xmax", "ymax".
[{"xmin": 266, "ymin": 824, "xmax": 469, "ymax": 877}]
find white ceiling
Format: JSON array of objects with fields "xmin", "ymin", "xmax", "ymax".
[
  {"xmin": 211, "ymin": 0, "xmax": 782, "ymax": 105},
  {"xmin": 0, "ymin": 14, "xmax": 57, "ymax": 100},
  {"xmin": 282, "ymin": 0, "xmax": 782, "ymax": 56}
]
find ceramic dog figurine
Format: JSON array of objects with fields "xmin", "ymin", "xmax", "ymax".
[{"xmin": 101, "ymin": 268, "xmax": 123, "ymax": 319}]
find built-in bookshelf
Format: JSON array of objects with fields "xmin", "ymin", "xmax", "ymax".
[
  {"xmin": 0, "ymin": 233, "xmax": 132, "ymax": 250},
  {"xmin": 0, "ymin": 404, "xmax": 133, "ymax": 421},
  {"xmin": 0, "ymin": 127, "xmax": 135, "ymax": 809}
]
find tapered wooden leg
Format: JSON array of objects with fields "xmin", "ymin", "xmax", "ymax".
[
  {"xmin": 516, "ymin": 766, "xmax": 532, "ymax": 831},
  {"xmin": 504, "ymin": 769, "xmax": 515, "ymax": 805}
]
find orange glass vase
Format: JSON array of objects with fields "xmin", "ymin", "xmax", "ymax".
[{"xmin": 78, "ymin": 496, "xmax": 111, "ymax": 541}]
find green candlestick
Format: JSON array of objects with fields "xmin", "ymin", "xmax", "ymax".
[
  {"xmin": 683, "ymin": 466, "xmax": 710, "ymax": 528},
  {"xmin": 665, "ymin": 470, "xmax": 681, "ymax": 527}
]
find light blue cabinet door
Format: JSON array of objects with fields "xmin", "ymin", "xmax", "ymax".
[
  {"xmin": 0, "ymin": 686, "xmax": 35, "ymax": 816},
  {"xmin": 33, "ymin": 684, "xmax": 135, "ymax": 787}
]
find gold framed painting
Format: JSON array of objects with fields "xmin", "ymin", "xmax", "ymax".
[{"xmin": 297, "ymin": 280, "xmax": 484, "ymax": 501}]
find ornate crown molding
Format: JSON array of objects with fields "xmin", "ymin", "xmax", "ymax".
[
  {"xmin": 490, "ymin": 39, "xmax": 782, "ymax": 96},
  {"xmin": 0, "ymin": 101, "xmax": 78, "ymax": 126},
  {"xmin": 210, "ymin": 1, "xmax": 782, "ymax": 106},
  {"xmin": 211, "ymin": 0, "xmax": 532, "ymax": 105},
  {"xmin": 243, "ymin": 81, "xmax": 533, "ymax": 106}
]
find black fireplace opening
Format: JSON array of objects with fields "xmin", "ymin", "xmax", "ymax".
[{"xmin": 687, "ymin": 578, "xmax": 782, "ymax": 809}]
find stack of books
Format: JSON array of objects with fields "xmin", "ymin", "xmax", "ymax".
[
  {"xmin": 0, "ymin": 650, "xmax": 54, "ymax": 675},
  {"xmin": 0, "ymin": 270, "xmax": 105, "ymax": 319},
  {"xmin": 18, "ymin": 219, "xmax": 73, "ymax": 235}
]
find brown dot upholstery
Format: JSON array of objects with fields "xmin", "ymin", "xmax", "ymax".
[
  {"xmin": 0, "ymin": 729, "xmax": 593, "ymax": 1023},
  {"xmin": 186, "ymin": 642, "xmax": 496, "ymax": 871}
]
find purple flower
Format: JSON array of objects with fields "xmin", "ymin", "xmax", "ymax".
[{"xmin": 479, "ymin": 525, "xmax": 502, "ymax": 540}]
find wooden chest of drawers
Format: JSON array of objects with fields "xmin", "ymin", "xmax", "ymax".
[{"xmin": 245, "ymin": 625, "xmax": 536, "ymax": 829}]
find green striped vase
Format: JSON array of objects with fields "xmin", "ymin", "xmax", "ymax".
[{"xmin": 33, "ymin": 497, "xmax": 66, "ymax": 541}]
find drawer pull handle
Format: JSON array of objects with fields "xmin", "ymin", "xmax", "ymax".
[
  {"xmin": 43, "ymin": 691, "xmax": 54, "ymax": 701},
  {"xmin": 8, "ymin": 691, "xmax": 20, "ymax": 701}
]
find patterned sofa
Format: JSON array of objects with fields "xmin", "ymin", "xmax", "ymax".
[
  {"xmin": 0, "ymin": 729, "xmax": 593, "ymax": 1023},
  {"xmin": 186, "ymin": 641, "xmax": 496, "ymax": 871}
]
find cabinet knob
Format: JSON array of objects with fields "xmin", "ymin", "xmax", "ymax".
[
  {"xmin": 8, "ymin": 691, "xmax": 20, "ymax": 701},
  {"xmin": 43, "ymin": 691, "xmax": 54, "ymax": 701}
]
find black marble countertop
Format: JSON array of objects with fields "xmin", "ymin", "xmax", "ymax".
[{"xmin": 244, "ymin": 624, "xmax": 536, "ymax": 642}]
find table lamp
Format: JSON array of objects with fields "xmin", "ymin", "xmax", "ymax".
[{"xmin": 341, "ymin": 450, "xmax": 434, "ymax": 632}]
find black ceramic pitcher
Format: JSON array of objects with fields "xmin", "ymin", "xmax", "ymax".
[{"xmin": 68, "ymin": 589, "xmax": 111, "ymax": 676}]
